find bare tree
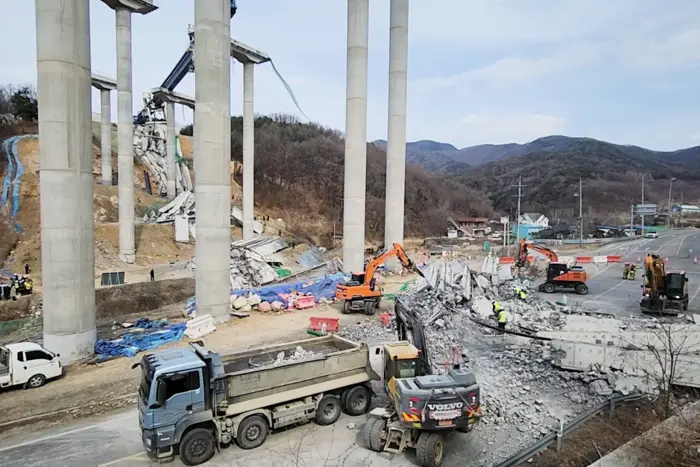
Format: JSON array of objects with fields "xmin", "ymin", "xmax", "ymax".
[{"xmin": 623, "ymin": 321, "xmax": 700, "ymax": 418}]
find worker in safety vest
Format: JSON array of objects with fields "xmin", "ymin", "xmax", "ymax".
[
  {"xmin": 492, "ymin": 301, "xmax": 502, "ymax": 315},
  {"xmin": 515, "ymin": 287, "xmax": 527, "ymax": 301},
  {"xmin": 497, "ymin": 308, "xmax": 507, "ymax": 330}
]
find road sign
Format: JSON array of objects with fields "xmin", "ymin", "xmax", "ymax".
[
  {"xmin": 634, "ymin": 204, "xmax": 657, "ymax": 215},
  {"xmin": 500, "ymin": 216, "xmax": 508, "ymax": 225}
]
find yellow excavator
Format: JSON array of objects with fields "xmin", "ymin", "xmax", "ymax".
[{"xmin": 641, "ymin": 254, "xmax": 689, "ymax": 314}]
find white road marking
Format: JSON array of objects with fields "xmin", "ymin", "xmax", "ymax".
[
  {"xmin": 689, "ymin": 284, "xmax": 700, "ymax": 305},
  {"xmin": 97, "ymin": 452, "xmax": 147, "ymax": 466},
  {"xmin": 594, "ymin": 280, "xmax": 627, "ymax": 300},
  {"xmin": 0, "ymin": 413, "xmax": 133, "ymax": 453}
]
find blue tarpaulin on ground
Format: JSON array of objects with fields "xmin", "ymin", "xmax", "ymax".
[
  {"xmin": 184, "ymin": 272, "xmax": 348, "ymax": 316},
  {"xmin": 94, "ymin": 320, "xmax": 186, "ymax": 359}
]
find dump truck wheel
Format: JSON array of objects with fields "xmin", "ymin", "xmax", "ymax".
[
  {"xmin": 542, "ymin": 282, "xmax": 555, "ymax": 293},
  {"xmin": 342, "ymin": 301, "xmax": 351, "ymax": 314},
  {"xmin": 575, "ymin": 283, "xmax": 589, "ymax": 295},
  {"xmin": 315, "ymin": 395, "xmax": 342, "ymax": 425},
  {"xmin": 344, "ymin": 386, "xmax": 371, "ymax": 416},
  {"xmin": 236, "ymin": 415, "xmax": 269, "ymax": 450},
  {"xmin": 362, "ymin": 418, "xmax": 386, "ymax": 452},
  {"xmin": 416, "ymin": 432, "xmax": 445, "ymax": 467},
  {"xmin": 179, "ymin": 428, "xmax": 216, "ymax": 466}
]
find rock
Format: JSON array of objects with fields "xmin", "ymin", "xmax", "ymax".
[
  {"xmin": 347, "ymin": 423, "xmax": 356, "ymax": 430},
  {"xmin": 258, "ymin": 301, "xmax": 272, "ymax": 312},
  {"xmin": 271, "ymin": 301, "xmax": 283, "ymax": 311},
  {"xmin": 239, "ymin": 304, "xmax": 252, "ymax": 313},
  {"xmin": 229, "ymin": 295, "xmax": 238, "ymax": 305},
  {"xmin": 589, "ymin": 379, "xmax": 613, "ymax": 396},
  {"xmin": 233, "ymin": 296, "xmax": 248, "ymax": 310},
  {"xmin": 247, "ymin": 294, "xmax": 262, "ymax": 306}
]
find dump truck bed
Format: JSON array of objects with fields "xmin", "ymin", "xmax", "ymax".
[{"xmin": 219, "ymin": 334, "xmax": 378, "ymax": 416}]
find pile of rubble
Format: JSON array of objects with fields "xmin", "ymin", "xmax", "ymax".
[
  {"xmin": 133, "ymin": 124, "xmax": 193, "ymax": 196},
  {"xmin": 339, "ymin": 261, "xmax": 666, "ymax": 465},
  {"xmin": 187, "ymin": 244, "xmax": 278, "ymax": 291}
]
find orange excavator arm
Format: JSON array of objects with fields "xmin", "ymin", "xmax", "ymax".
[
  {"xmin": 517, "ymin": 239, "xmax": 559, "ymax": 266},
  {"xmin": 363, "ymin": 243, "xmax": 418, "ymax": 285}
]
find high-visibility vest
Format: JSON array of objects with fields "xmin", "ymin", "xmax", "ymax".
[
  {"xmin": 498, "ymin": 310, "xmax": 507, "ymax": 323},
  {"xmin": 518, "ymin": 290, "xmax": 527, "ymax": 299},
  {"xmin": 493, "ymin": 301, "xmax": 502, "ymax": 312}
]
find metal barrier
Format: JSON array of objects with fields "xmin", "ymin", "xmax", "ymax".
[{"xmin": 494, "ymin": 393, "xmax": 645, "ymax": 467}]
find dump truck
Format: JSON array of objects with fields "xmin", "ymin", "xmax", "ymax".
[{"xmin": 137, "ymin": 335, "xmax": 378, "ymax": 465}]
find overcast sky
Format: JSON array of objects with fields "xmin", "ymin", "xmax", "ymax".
[{"xmin": 2, "ymin": 0, "xmax": 699, "ymax": 150}]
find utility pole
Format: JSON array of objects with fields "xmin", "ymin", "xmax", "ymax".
[
  {"xmin": 577, "ymin": 178, "xmax": 583, "ymax": 247},
  {"xmin": 513, "ymin": 176, "xmax": 525, "ymax": 243},
  {"xmin": 680, "ymin": 190, "xmax": 684, "ymax": 226},
  {"xmin": 630, "ymin": 204, "xmax": 634, "ymax": 237},
  {"xmin": 641, "ymin": 174, "xmax": 645, "ymax": 236},
  {"xmin": 667, "ymin": 177, "xmax": 676, "ymax": 227}
]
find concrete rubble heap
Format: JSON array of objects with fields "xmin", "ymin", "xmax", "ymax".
[
  {"xmin": 133, "ymin": 124, "xmax": 193, "ymax": 196},
  {"xmin": 340, "ymin": 263, "xmax": 667, "ymax": 466},
  {"xmin": 188, "ymin": 243, "xmax": 278, "ymax": 292},
  {"xmin": 152, "ymin": 190, "xmax": 196, "ymax": 223}
]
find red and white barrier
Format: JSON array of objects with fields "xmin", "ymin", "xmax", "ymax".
[{"xmin": 499, "ymin": 254, "xmax": 623, "ymax": 265}]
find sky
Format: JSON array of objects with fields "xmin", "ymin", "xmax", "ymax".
[{"xmin": 1, "ymin": 0, "xmax": 700, "ymax": 150}]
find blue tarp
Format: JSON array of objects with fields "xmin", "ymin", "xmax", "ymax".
[
  {"xmin": 184, "ymin": 272, "xmax": 349, "ymax": 316},
  {"xmin": 94, "ymin": 319, "xmax": 186, "ymax": 359},
  {"xmin": 1, "ymin": 135, "xmax": 34, "ymax": 231}
]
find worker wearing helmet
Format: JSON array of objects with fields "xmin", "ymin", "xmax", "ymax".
[
  {"xmin": 497, "ymin": 308, "xmax": 507, "ymax": 331},
  {"xmin": 515, "ymin": 287, "xmax": 527, "ymax": 301},
  {"xmin": 492, "ymin": 300, "xmax": 502, "ymax": 315}
]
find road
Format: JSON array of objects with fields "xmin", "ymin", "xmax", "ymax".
[
  {"xmin": 0, "ymin": 408, "xmax": 493, "ymax": 467},
  {"xmin": 538, "ymin": 230, "xmax": 700, "ymax": 316}
]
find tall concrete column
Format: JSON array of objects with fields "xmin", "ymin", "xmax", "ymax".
[
  {"xmin": 384, "ymin": 0, "xmax": 409, "ymax": 249},
  {"xmin": 342, "ymin": 0, "xmax": 369, "ymax": 274},
  {"xmin": 100, "ymin": 89, "xmax": 112, "ymax": 185},
  {"xmin": 194, "ymin": 0, "xmax": 231, "ymax": 323},
  {"xmin": 242, "ymin": 62, "xmax": 255, "ymax": 240},
  {"xmin": 36, "ymin": 0, "xmax": 96, "ymax": 363},
  {"xmin": 165, "ymin": 100, "xmax": 176, "ymax": 199},
  {"xmin": 116, "ymin": 7, "xmax": 135, "ymax": 263}
]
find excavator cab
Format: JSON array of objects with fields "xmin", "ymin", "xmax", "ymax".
[{"xmin": 640, "ymin": 255, "xmax": 689, "ymax": 314}]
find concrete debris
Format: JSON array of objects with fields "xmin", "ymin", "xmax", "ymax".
[
  {"xmin": 415, "ymin": 259, "xmax": 471, "ymax": 300},
  {"xmin": 273, "ymin": 346, "xmax": 319, "ymax": 365},
  {"xmin": 338, "ymin": 258, "xmax": 674, "ymax": 466},
  {"xmin": 589, "ymin": 379, "xmax": 613, "ymax": 396},
  {"xmin": 133, "ymin": 124, "xmax": 193, "ymax": 197},
  {"xmin": 189, "ymin": 243, "xmax": 279, "ymax": 292},
  {"xmin": 150, "ymin": 191, "xmax": 263, "ymax": 235}
]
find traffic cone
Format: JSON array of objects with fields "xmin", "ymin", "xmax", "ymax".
[
  {"xmin": 664, "ymin": 257, "xmax": 669, "ymax": 263},
  {"xmin": 636, "ymin": 256, "xmax": 641, "ymax": 263},
  {"xmin": 694, "ymin": 257, "xmax": 698, "ymax": 264}
]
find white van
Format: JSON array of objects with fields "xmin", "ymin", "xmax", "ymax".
[{"xmin": 0, "ymin": 342, "xmax": 63, "ymax": 389}]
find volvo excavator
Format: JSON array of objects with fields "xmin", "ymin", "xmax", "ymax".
[
  {"xmin": 336, "ymin": 243, "xmax": 423, "ymax": 315},
  {"xmin": 362, "ymin": 298, "xmax": 481, "ymax": 467},
  {"xmin": 517, "ymin": 239, "xmax": 589, "ymax": 295},
  {"xmin": 641, "ymin": 253, "xmax": 689, "ymax": 314}
]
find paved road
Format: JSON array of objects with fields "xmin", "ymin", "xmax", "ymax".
[
  {"xmin": 538, "ymin": 231, "xmax": 700, "ymax": 316},
  {"xmin": 0, "ymin": 407, "xmax": 496, "ymax": 467}
]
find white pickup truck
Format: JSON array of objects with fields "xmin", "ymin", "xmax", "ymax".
[{"xmin": 0, "ymin": 342, "xmax": 63, "ymax": 389}]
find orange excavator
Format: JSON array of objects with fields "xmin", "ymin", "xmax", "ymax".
[
  {"xmin": 517, "ymin": 239, "xmax": 589, "ymax": 295},
  {"xmin": 336, "ymin": 243, "xmax": 422, "ymax": 315}
]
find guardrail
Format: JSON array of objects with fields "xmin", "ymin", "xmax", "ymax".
[{"xmin": 494, "ymin": 393, "xmax": 645, "ymax": 467}]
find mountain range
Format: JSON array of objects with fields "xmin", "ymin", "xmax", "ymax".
[
  {"xmin": 373, "ymin": 135, "xmax": 700, "ymax": 221},
  {"xmin": 372, "ymin": 135, "xmax": 700, "ymax": 173}
]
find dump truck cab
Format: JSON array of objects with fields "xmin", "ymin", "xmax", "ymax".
[{"xmin": 138, "ymin": 346, "xmax": 211, "ymax": 461}]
